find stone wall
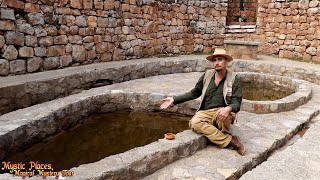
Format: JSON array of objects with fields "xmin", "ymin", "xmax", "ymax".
[
  {"xmin": 0, "ymin": 0, "xmax": 227, "ymax": 76},
  {"xmin": 226, "ymin": 0, "xmax": 320, "ymax": 63}
]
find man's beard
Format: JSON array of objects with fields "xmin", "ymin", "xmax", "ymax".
[{"xmin": 215, "ymin": 67, "xmax": 222, "ymax": 71}]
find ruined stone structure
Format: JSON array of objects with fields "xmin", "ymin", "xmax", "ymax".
[
  {"xmin": 0, "ymin": 0, "xmax": 319, "ymax": 76},
  {"xmin": 226, "ymin": 0, "xmax": 320, "ymax": 63}
]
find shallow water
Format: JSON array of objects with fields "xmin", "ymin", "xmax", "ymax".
[
  {"xmin": 5, "ymin": 111, "xmax": 190, "ymax": 171},
  {"xmin": 242, "ymin": 82, "xmax": 295, "ymax": 101}
]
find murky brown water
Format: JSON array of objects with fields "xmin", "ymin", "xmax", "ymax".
[
  {"xmin": 4, "ymin": 111, "xmax": 190, "ymax": 171},
  {"xmin": 242, "ymin": 82, "xmax": 295, "ymax": 101}
]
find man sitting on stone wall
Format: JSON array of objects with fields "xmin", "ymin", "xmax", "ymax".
[{"xmin": 160, "ymin": 48, "xmax": 245, "ymax": 155}]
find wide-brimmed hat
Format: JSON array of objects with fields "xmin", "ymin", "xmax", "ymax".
[{"xmin": 206, "ymin": 48, "xmax": 233, "ymax": 62}]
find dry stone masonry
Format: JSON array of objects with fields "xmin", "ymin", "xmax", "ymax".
[
  {"xmin": 0, "ymin": 0, "xmax": 227, "ymax": 76},
  {"xmin": 226, "ymin": 0, "xmax": 320, "ymax": 63}
]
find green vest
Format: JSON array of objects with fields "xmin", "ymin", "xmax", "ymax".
[{"xmin": 198, "ymin": 69, "xmax": 236, "ymax": 111}]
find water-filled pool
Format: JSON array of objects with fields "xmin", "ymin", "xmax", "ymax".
[
  {"xmin": 4, "ymin": 111, "xmax": 190, "ymax": 171},
  {"xmin": 242, "ymin": 81, "xmax": 295, "ymax": 101}
]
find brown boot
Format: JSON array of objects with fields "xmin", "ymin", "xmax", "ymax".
[{"xmin": 227, "ymin": 136, "xmax": 245, "ymax": 155}]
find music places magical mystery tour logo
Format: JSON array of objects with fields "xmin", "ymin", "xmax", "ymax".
[{"xmin": 1, "ymin": 161, "xmax": 74, "ymax": 179}]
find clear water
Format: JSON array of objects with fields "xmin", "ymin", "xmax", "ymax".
[{"xmin": 4, "ymin": 111, "xmax": 190, "ymax": 171}]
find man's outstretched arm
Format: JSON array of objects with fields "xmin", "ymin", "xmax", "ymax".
[{"xmin": 160, "ymin": 73, "xmax": 205, "ymax": 109}]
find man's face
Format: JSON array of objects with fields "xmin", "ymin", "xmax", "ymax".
[{"xmin": 212, "ymin": 56, "xmax": 228, "ymax": 72}]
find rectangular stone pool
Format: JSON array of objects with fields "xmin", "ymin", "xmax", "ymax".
[{"xmin": 4, "ymin": 111, "xmax": 190, "ymax": 171}]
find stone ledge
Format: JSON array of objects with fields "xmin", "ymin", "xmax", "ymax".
[
  {"xmin": 224, "ymin": 40, "xmax": 261, "ymax": 46},
  {"xmin": 69, "ymin": 130, "xmax": 207, "ymax": 180},
  {"xmin": 226, "ymin": 29, "xmax": 256, "ymax": 33},
  {"xmin": 229, "ymin": 58, "xmax": 320, "ymax": 85},
  {"xmin": 224, "ymin": 41, "xmax": 260, "ymax": 60},
  {"xmin": 227, "ymin": 25, "xmax": 257, "ymax": 29},
  {"xmin": 239, "ymin": 115, "xmax": 320, "ymax": 180},
  {"xmin": 0, "ymin": 55, "xmax": 211, "ymax": 115},
  {"xmin": 226, "ymin": 25, "xmax": 257, "ymax": 33},
  {"xmin": 238, "ymin": 72, "xmax": 312, "ymax": 114}
]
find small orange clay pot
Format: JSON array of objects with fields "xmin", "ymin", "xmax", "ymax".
[{"xmin": 164, "ymin": 133, "xmax": 175, "ymax": 140}]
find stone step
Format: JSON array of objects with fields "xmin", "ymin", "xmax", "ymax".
[
  {"xmin": 239, "ymin": 114, "xmax": 320, "ymax": 180},
  {"xmin": 142, "ymin": 84, "xmax": 320, "ymax": 180}
]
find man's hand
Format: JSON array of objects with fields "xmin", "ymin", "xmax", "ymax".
[
  {"xmin": 217, "ymin": 106, "xmax": 232, "ymax": 122},
  {"xmin": 160, "ymin": 97, "xmax": 174, "ymax": 109}
]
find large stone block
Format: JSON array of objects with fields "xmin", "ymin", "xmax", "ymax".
[
  {"xmin": 93, "ymin": 35, "xmax": 101, "ymax": 44},
  {"xmin": 295, "ymin": 46, "xmax": 306, "ymax": 53},
  {"xmin": 60, "ymin": 55, "xmax": 72, "ymax": 67},
  {"xmin": 10, "ymin": 60, "xmax": 26, "ymax": 74},
  {"xmin": 5, "ymin": 32, "xmax": 24, "ymax": 46},
  {"xmin": 0, "ymin": 20, "xmax": 15, "ymax": 30},
  {"xmin": 83, "ymin": 36, "xmax": 94, "ymax": 43},
  {"xmin": 71, "ymin": 0, "xmax": 83, "ymax": 9},
  {"xmin": 65, "ymin": 15, "xmax": 76, "ymax": 26},
  {"xmin": 17, "ymin": 23, "xmax": 35, "ymax": 35},
  {"xmin": 47, "ymin": 46, "xmax": 66, "ymax": 57},
  {"xmin": 59, "ymin": 25, "xmax": 69, "ymax": 34},
  {"xmin": 94, "ymin": 0, "xmax": 103, "ymax": 9},
  {"xmin": 87, "ymin": 16, "xmax": 97, "ymax": 27},
  {"xmin": 100, "ymin": 52, "xmax": 112, "ymax": 62},
  {"xmin": 68, "ymin": 35, "xmax": 82, "ymax": 44},
  {"xmin": 2, "ymin": 45, "xmax": 18, "ymax": 60},
  {"xmin": 70, "ymin": 26, "xmax": 79, "ymax": 35},
  {"xmin": 44, "ymin": 57, "xmax": 60, "ymax": 70},
  {"xmin": 3, "ymin": 0, "xmax": 25, "ymax": 9},
  {"xmin": 85, "ymin": 42, "xmax": 94, "ymax": 50},
  {"xmin": 224, "ymin": 40, "xmax": 261, "ymax": 60},
  {"xmin": 306, "ymin": 47, "xmax": 317, "ymax": 56},
  {"xmin": 19, "ymin": 47, "xmax": 34, "ymax": 57},
  {"xmin": 104, "ymin": 0, "xmax": 115, "ymax": 10},
  {"xmin": 279, "ymin": 50, "xmax": 294, "ymax": 58},
  {"xmin": 86, "ymin": 50, "xmax": 96, "ymax": 60},
  {"xmin": 83, "ymin": 0, "xmax": 93, "ymax": 9},
  {"xmin": 96, "ymin": 42, "xmax": 108, "ymax": 53},
  {"xmin": 39, "ymin": 36, "xmax": 53, "ymax": 46},
  {"xmin": 72, "ymin": 45, "xmax": 86, "ymax": 62},
  {"xmin": 312, "ymin": 56, "xmax": 320, "ymax": 63},
  {"xmin": 86, "ymin": 27, "xmax": 95, "ymax": 35},
  {"xmin": 1, "ymin": 8, "xmax": 15, "ymax": 20},
  {"xmin": 34, "ymin": 27, "xmax": 48, "ymax": 37},
  {"xmin": 45, "ymin": 25, "xmax": 58, "ymax": 36},
  {"xmin": 57, "ymin": 0, "xmax": 69, "ymax": 6},
  {"xmin": 309, "ymin": 0, "xmax": 319, "ymax": 7},
  {"xmin": 298, "ymin": 0, "xmax": 309, "ymax": 9},
  {"xmin": 25, "ymin": 36, "xmax": 38, "ymax": 47},
  {"xmin": 307, "ymin": 8, "xmax": 319, "ymax": 16},
  {"xmin": 34, "ymin": 47, "xmax": 47, "ymax": 57},
  {"xmin": 24, "ymin": 3, "xmax": 40, "ymax": 13},
  {"xmin": 27, "ymin": 13, "xmax": 44, "ymax": 25},
  {"xmin": 27, "ymin": 57, "xmax": 43, "ymax": 72},
  {"xmin": 122, "ymin": 26, "xmax": 130, "ymax": 34},
  {"xmin": 0, "ymin": 59, "xmax": 9, "ymax": 75},
  {"xmin": 97, "ymin": 17, "xmax": 108, "ymax": 27},
  {"xmin": 75, "ymin": 16, "xmax": 87, "ymax": 27},
  {"xmin": 54, "ymin": 35, "xmax": 68, "ymax": 45}
]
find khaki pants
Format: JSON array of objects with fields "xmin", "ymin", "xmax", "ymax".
[{"xmin": 189, "ymin": 108, "xmax": 235, "ymax": 148}]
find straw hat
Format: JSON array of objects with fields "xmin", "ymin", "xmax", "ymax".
[{"xmin": 206, "ymin": 48, "xmax": 233, "ymax": 62}]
